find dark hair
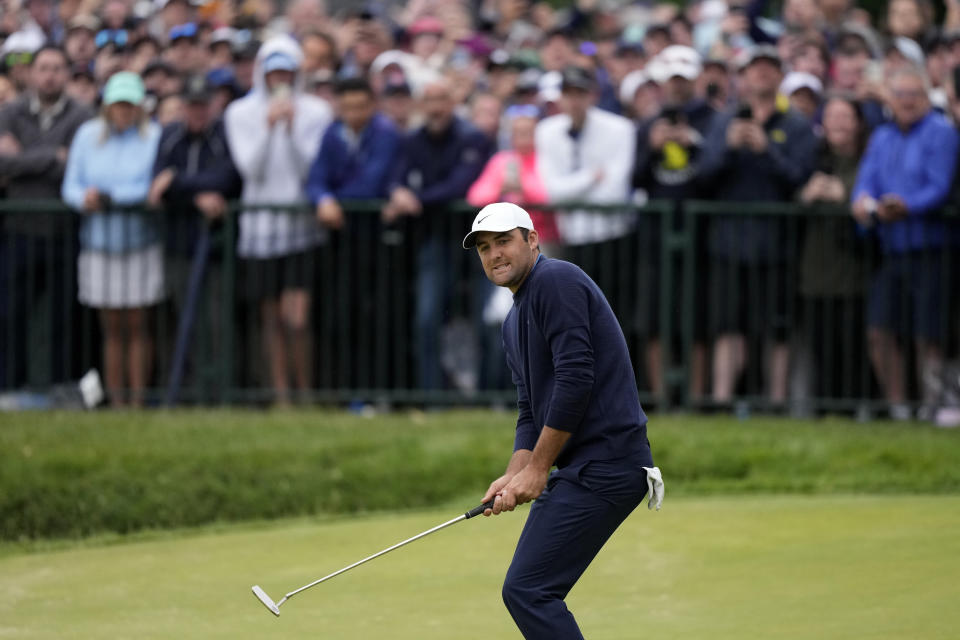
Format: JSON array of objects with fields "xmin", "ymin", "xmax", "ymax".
[
  {"xmin": 334, "ymin": 76, "xmax": 373, "ymax": 97},
  {"xmin": 302, "ymin": 30, "xmax": 340, "ymax": 72},
  {"xmin": 30, "ymin": 45, "xmax": 68, "ymax": 67},
  {"xmin": 518, "ymin": 227, "xmax": 539, "ymax": 250},
  {"xmin": 820, "ymin": 92, "xmax": 868, "ymax": 161}
]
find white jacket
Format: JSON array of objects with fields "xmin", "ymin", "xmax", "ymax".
[
  {"xmin": 535, "ymin": 107, "xmax": 636, "ymax": 245},
  {"xmin": 224, "ymin": 34, "xmax": 333, "ymax": 258}
]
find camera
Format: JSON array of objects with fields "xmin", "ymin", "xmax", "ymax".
[{"xmin": 662, "ymin": 106, "xmax": 681, "ymax": 125}]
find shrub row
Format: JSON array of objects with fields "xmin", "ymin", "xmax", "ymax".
[{"xmin": 2, "ymin": 411, "xmax": 958, "ymax": 541}]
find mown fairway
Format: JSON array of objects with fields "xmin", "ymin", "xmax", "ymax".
[{"xmin": 2, "ymin": 494, "xmax": 958, "ymax": 639}]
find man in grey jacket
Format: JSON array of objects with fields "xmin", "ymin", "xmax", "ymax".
[{"xmin": 0, "ymin": 45, "xmax": 93, "ymax": 389}]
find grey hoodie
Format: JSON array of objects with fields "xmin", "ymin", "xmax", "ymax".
[{"xmin": 224, "ymin": 34, "xmax": 333, "ymax": 259}]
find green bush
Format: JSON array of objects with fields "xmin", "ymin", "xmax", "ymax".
[{"xmin": 1, "ymin": 410, "xmax": 959, "ymax": 541}]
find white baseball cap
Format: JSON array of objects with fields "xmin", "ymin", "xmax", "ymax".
[
  {"xmin": 462, "ymin": 202, "xmax": 535, "ymax": 249},
  {"xmin": 779, "ymin": 71, "xmax": 823, "ymax": 97},
  {"xmin": 648, "ymin": 45, "xmax": 702, "ymax": 84}
]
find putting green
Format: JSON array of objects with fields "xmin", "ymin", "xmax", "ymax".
[{"xmin": 1, "ymin": 495, "xmax": 958, "ymax": 639}]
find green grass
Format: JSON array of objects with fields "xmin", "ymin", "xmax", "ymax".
[
  {"xmin": 1, "ymin": 495, "xmax": 958, "ymax": 639},
  {"xmin": 2, "ymin": 410, "xmax": 960, "ymax": 540}
]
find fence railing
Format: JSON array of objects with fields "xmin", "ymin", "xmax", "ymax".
[{"xmin": 1, "ymin": 198, "xmax": 957, "ymax": 415}]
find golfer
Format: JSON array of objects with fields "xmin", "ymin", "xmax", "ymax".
[{"xmin": 464, "ymin": 202, "xmax": 663, "ymax": 639}]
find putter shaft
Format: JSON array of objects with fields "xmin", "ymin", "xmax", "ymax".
[
  {"xmin": 251, "ymin": 500, "xmax": 493, "ymax": 616},
  {"xmin": 284, "ymin": 513, "xmax": 467, "ymax": 601}
]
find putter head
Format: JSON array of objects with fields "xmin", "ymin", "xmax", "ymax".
[{"xmin": 251, "ymin": 585, "xmax": 281, "ymax": 616}]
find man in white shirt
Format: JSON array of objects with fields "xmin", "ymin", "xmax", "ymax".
[
  {"xmin": 534, "ymin": 65, "xmax": 637, "ymax": 329},
  {"xmin": 535, "ymin": 66, "xmax": 637, "ymax": 247}
]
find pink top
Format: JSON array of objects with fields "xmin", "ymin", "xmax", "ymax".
[{"xmin": 466, "ymin": 150, "xmax": 559, "ymax": 243}]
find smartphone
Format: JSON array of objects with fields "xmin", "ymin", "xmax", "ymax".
[
  {"xmin": 864, "ymin": 60, "xmax": 883, "ymax": 85},
  {"xmin": 953, "ymin": 65, "xmax": 960, "ymax": 93},
  {"xmin": 735, "ymin": 103, "xmax": 753, "ymax": 120},
  {"xmin": 662, "ymin": 106, "xmax": 681, "ymax": 124}
]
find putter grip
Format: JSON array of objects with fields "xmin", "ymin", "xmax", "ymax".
[{"xmin": 464, "ymin": 499, "xmax": 496, "ymax": 519}]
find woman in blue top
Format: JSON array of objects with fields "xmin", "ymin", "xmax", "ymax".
[{"xmin": 62, "ymin": 71, "xmax": 163, "ymax": 407}]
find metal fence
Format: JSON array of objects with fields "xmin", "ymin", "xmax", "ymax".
[{"xmin": 1, "ymin": 198, "xmax": 957, "ymax": 414}]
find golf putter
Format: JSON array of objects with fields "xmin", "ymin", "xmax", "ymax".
[{"xmin": 252, "ymin": 499, "xmax": 495, "ymax": 616}]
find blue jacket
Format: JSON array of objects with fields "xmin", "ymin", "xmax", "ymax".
[
  {"xmin": 388, "ymin": 116, "xmax": 491, "ymax": 215},
  {"xmin": 62, "ymin": 118, "xmax": 162, "ymax": 253},
  {"xmin": 700, "ymin": 104, "xmax": 817, "ymax": 263},
  {"xmin": 851, "ymin": 110, "xmax": 959, "ymax": 253},
  {"xmin": 502, "ymin": 256, "xmax": 653, "ymax": 469},
  {"xmin": 305, "ymin": 112, "xmax": 401, "ymax": 204}
]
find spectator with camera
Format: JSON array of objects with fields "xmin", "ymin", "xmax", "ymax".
[
  {"xmin": 700, "ymin": 44, "xmax": 817, "ymax": 407},
  {"xmin": 633, "ymin": 45, "xmax": 717, "ymax": 401},
  {"xmin": 851, "ymin": 67, "xmax": 959, "ymax": 419}
]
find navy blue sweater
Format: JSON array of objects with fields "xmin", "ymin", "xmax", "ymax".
[
  {"xmin": 502, "ymin": 256, "xmax": 653, "ymax": 469},
  {"xmin": 388, "ymin": 116, "xmax": 491, "ymax": 213}
]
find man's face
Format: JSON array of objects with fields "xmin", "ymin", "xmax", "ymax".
[
  {"xmin": 422, "ymin": 84, "xmax": 455, "ymax": 133},
  {"xmin": 471, "ymin": 94, "xmax": 502, "ymax": 138},
  {"xmin": 31, "ymin": 49, "xmax": 69, "ymax": 101},
  {"xmin": 338, "ymin": 89, "xmax": 375, "ymax": 133},
  {"xmin": 561, "ymin": 86, "xmax": 593, "ymax": 122},
  {"xmin": 664, "ymin": 75, "xmax": 694, "ymax": 105},
  {"xmin": 475, "ymin": 228, "xmax": 540, "ymax": 291},
  {"xmin": 184, "ymin": 100, "xmax": 209, "ymax": 133},
  {"xmin": 265, "ymin": 69, "xmax": 295, "ymax": 93},
  {"xmin": 540, "ymin": 34, "xmax": 574, "ymax": 72},
  {"xmin": 832, "ymin": 51, "xmax": 867, "ymax": 91},
  {"xmin": 742, "ymin": 58, "xmax": 783, "ymax": 98},
  {"xmin": 65, "ymin": 29, "xmax": 96, "ymax": 64},
  {"xmin": 889, "ymin": 73, "xmax": 929, "ymax": 128}
]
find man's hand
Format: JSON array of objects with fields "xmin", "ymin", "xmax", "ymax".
[
  {"xmin": 267, "ymin": 97, "xmax": 295, "ymax": 128},
  {"xmin": 389, "ymin": 186, "xmax": 422, "ymax": 216},
  {"xmin": 878, "ymin": 194, "xmax": 908, "ymax": 222},
  {"xmin": 726, "ymin": 120, "xmax": 745, "ymax": 149},
  {"xmin": 194, "ymin": 191, "xmax": 227, "ymax": 220},
  {"xmin": 481, "ymin": 474, "xmax": 513, "ymax": 516},
  {"xmin": 742, "ymin": 122, "xmax": 768, "ymax": 153},
  {"xmin": 649, "ymin": 119, "xmax": 673, "ymax": 149},
  {"xmin": 851, "ymin": 193, "xmax": 877, "ymax": 226},
  {"xmin": 492, "ymin": 464, "xmax": 549, "ymax": 514},
  {"xmin": 0, "ymin": 133, "xmax": 21, "ymax": 155},
  {"xmin": 82, "ymin": 187, "xmax": 103, "ymax": 212},
  {"xmin": 316, "ymin": 197, "xmax": 345, "ymax": 229},
  {"xmin": 148, "ymin": 168, "xmax": 176, "ymax": 207}
]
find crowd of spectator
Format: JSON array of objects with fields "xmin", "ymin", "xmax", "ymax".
[{"xmin": 1, "ymin": 0, "xmax": 959, "ymax": 420}]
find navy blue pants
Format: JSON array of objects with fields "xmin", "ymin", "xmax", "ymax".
[{"xmin": 502, "ymin": 455, "xmax": 650, "ymax": 639}]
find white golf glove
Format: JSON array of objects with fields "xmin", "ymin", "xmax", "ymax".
[{"xmin": 642, "ymin": 466, "xmax": 664, "ymax": 511}]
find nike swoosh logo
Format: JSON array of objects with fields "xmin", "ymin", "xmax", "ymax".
[{"xmin": 476, "ymin": 213, "xmax": 494, "ymax": 225}]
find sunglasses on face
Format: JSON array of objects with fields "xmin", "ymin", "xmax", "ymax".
[{"xmin": 96, "ymin": 29, "xmax": 128, "ymax": 49}]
